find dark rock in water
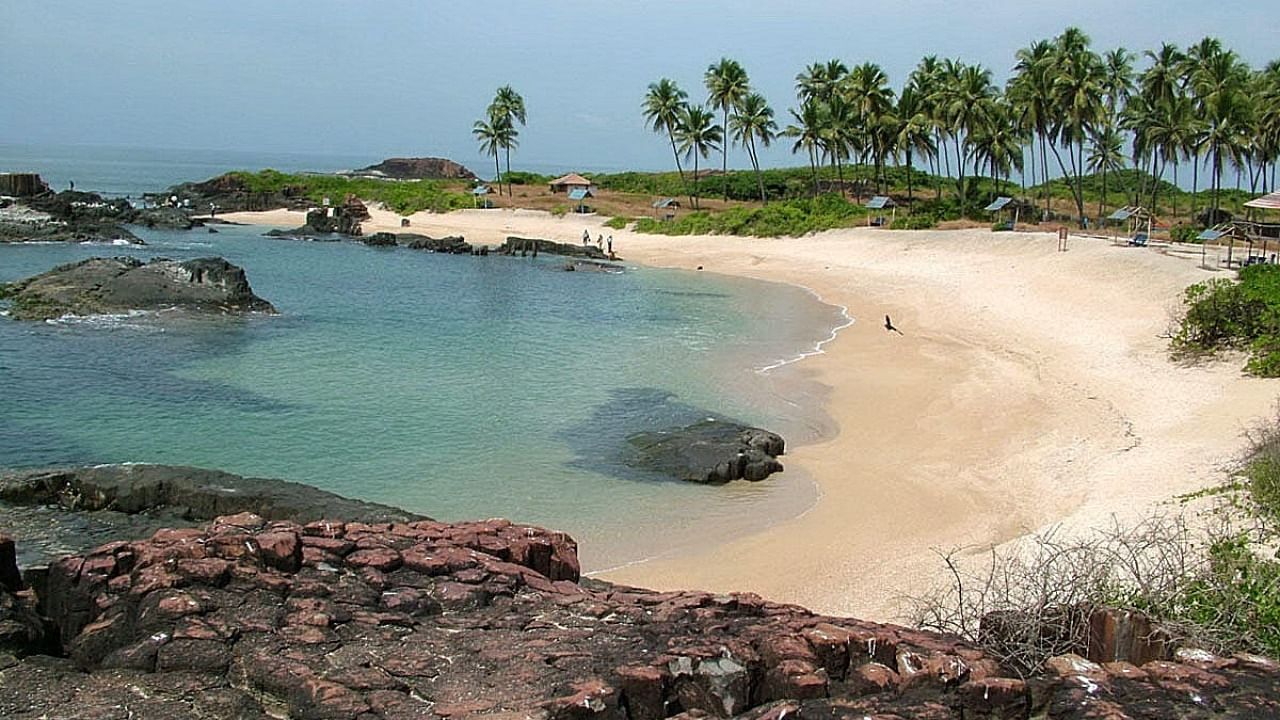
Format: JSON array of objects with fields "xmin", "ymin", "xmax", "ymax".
[
  {"xmin": 353, "ymin": 157, "xmax": 478, "ymax": 180},
  {"xmin": 628, "ymin": 419, "xmax": 785, "ymax": 483},
  {"xmin": 0, "ymin": 536, "xmax": 19, "ymax": 593},
  {"xmin": 361, "ymin": 231, "xmax": 398, "ymax": 247},
  {"xmin": 0, "ymin": 256, "xmax": 276, "ymax": 321},
  {"xmin": 0, "ymin": 189, "xmax": 143, "ymax": 244},
  {"xmin": 0, "ymin": 465, "xmax": 424, "ymax": 567},
  {"xmin": 207, "ymin": 226, "xmax": 218, "ymax": 233},
  {"xmin": 400, "ymin": 233, "xmax": 472, "ymax": 254},
  {"xmin": 161, "ymin": 172, "xmax": 304, "ymax": 214},
  {"xmin": 499, "ymin": 236, "xmax": 611, "ymax": 259},
  {"xmin": 133, "ymin": 205, "xmax": 199, "ymax": 230},
  {"xmin": 1, "ymin": 515, "xmax": 1276, "ymax": 719}
]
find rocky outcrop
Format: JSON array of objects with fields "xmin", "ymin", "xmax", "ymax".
[
  {"xmin": 0, "ymin": 189, "xmax": 143, "ymax": 244},
  {"xmin": 500, "ymin": 236, "xmax": 611, "ymax": 259},
  {"xmin": 162, "ymin": 173, "xmax": 308, "ymax": 214},
  {"xmin": 0, "ymin": 517, "xmax": 1276, "ymax": 719},
  {"xmin": 0, "ymin": 256, "xmax": 276, "ymax": 321},
  {"xmin": 0, "ymin": 465, "xmax": 423, "ymax": 567},
  {"xmin": 352, "ymin": 157, "xmax": 478, "ymax": 181},
  {"xmin": 359, "ymin": 232, "xmax": 474, "ymax": 254},
  {"xmin": 627, "ymin": 420, "xmax": 785, "ymax": 483}
]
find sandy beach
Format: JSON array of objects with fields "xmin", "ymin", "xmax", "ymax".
[{"xmin": 220, "ymin": 205, "xmax": 1278, "ymax": 622}]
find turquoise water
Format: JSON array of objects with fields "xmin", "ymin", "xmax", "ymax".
[
  {"xmin": 0, "ymin": 224, "xmax": 843, "ymax": 568},
  {"xmin": 0, "ymin": 145, "xmax": 846, "ymax": 568}
]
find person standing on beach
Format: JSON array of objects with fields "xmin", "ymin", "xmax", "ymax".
[
  {"xmin": 607, "ymin": 235, "xmax": 613, "ymax": 254},
  {"xmin": 597, "ymin": 234, "xmax": 604, "ymax": 250},
  {"xmin": 582, "ymin": 229, "xmax": 590, "ymax": 246}
]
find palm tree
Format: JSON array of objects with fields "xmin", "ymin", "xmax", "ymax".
[
  {"xmin": 675, "ymin": 105, "xmax": 722, "ymax": 210},
  {"xmin": 1050, "ymin": 27, "xmax": 1105, "ymax": 225},
  {"xmin": 705, "ymin": 58, "xmax": 750, "ymax": 201},
  {"xmin": 643, "ymin": 79, "xmax": 692, "ymax": 204},
  {"xmin": 894, "ymin": 87, "xmax": 936, "ymax": 201},
  {"xmin": 784, "ymin": 100, "xmax": 827, "ymax": 196},
  {"xmin": 488, "ymin": 86, "xmax": 526, "ymax": 196},
  {"xmin": 730, "ymin": 92, "xmax": 778, "ymax": 203},
  {"xmin": 796, "ymin": 59, "xmax": 848, "ymax": 105},
  {"xmin": 937, "ymin": 60, "xmax": 996, "ymax": 206},
  {"xmin": 1087, "ymin": 121, "xmax": 1126, "ymax": 219},
  {"xmin": 908, "ymin": 55, "xmax": 946, "ymax": 197},
  {"xmin": 472, "ymin": 111, "xmax": 513, "ymax": 194},
  {"xmin": 969, "ymin": 100, "xmax": 1024, "ymax": 195},
  {"xmin": 843, "ymin": 62, "xmax": 896, "ymax": 196},
  {"xmin": 1009, "ymin": 39, "xmax": 1056, "ymax": 215},
  {"xmin": 821, "ymin": 94, "xmax": 855, "ymax": 197},
  {"xmin": 1191, "ymin": 46, "xmax": 1253, "ymax": 216}
]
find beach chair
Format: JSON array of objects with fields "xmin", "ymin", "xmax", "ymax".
[{"xmin": 1128, "ymin": 232, "xmax": 1148, "ymax": 247}]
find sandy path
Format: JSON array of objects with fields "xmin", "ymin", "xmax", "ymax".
[{"xmin": 220, "ymin": 205, "xmax": 1277, "ymax": 622}]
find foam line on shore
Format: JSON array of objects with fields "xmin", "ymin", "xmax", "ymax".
[{"xmin": 757, "ymin": 284, "xmax": 855, "ymax": 374}]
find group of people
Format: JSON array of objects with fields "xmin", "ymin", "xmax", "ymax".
[{"xmin": 582, "ymin": 229, "xmax": 613, "ymax": 255}]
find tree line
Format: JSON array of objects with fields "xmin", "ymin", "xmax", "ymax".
[{"xmin": 643, "ymin": 28, "xmax": 1280, "ymax": 226}]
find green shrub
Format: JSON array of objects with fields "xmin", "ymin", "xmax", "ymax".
[
  {"xmin": 549, "ymin": 205, "xmax": 569, "ymax": 217},
  {"xmin": 1169, "ymin": 224, "xmax": 1204, "ymax": 244},
  {"xmin": 1173, "ymin": 264, "xmax": 1280, "ymax": 375},
  {"xmin": 604, "ymin": 216, "xmax": 630, "ymax": 230},
  {"xmin": 890, "ymin": 214, "xmax": 937, "ymax": 230},
  {"xmin": 219, "ymin": 170, "xmax": 472, "ymax": 215}
]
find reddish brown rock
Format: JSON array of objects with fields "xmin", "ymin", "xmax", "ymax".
[{"xmin": 255, "ymin": 530, "xmax": 303, "ymax": 572}]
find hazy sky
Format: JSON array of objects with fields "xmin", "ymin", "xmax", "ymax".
[{"xmin": 1, "ymin": 1, "xmax": 1275, "ymax": 173}]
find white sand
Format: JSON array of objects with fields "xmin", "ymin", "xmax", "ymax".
[{"xmin": 220, "ymin": 205, "xmax": 1277, "ymax": 622}]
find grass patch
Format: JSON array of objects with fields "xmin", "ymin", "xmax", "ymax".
[{"xmin": 603, "ymin": 216, "xmax": 630, "ymax": 230}]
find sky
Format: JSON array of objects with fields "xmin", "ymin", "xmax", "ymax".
[{"xmin": 1, "ymin": 1, "xmax": 1275, "ymax": 175}]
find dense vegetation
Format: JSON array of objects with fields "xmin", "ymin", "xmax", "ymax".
[
  {"xmin": 225, "ymin": 170, "xmax": 472, "ymax": 215},
  {"xmin": 638, "ymin": 28, "xmax": 1278, "ymax": 229},
  {"xmin": 1172, "ymin": 264, "xmax": 1280, "ymax": 375},
  {"xmin": 632, "ymin": 193, "xmax": 868, "ymax": 237}
]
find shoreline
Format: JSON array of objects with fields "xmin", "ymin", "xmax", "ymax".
[{"xmin": 220, "ymin": 205, "xmax": 1279, "ymax": 622}]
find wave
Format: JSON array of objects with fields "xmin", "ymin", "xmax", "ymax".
[
  {"xmin": 757, "ymin": 285, "xmax": 856, "ymax": 374},
  {"xmin": 78, "ymin": 238, "xmax": 139, "ymax": 246},
  {"xmin": 45, "ymin": 308, "xmax": 168, "ymax": 331}
]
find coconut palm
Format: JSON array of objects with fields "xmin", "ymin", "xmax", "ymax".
[
  {"xmin": 472, "ymin": 111, "xmax": 513, "ymax": 194},
  {"xmin": 894, "ymin": 87, "xmax": 936, "ymax": 201},
  {"xmin": 1087, "ymin": 121, "xmax": 1126, "ymax": 219},
  {"xmin": 730, "ymin": 92, "xmax": 778, "ymax": 203},
  {"xmin": 1050, "ymin": 27, "xmax": 1105, "ymax": 225},
  {"xmin": 969, "ymin": 100, "xmax": 1024, "ymax": 194},
  {"xmin": 908, "ymin": 55, "xmax": 946, "ymax": 197},
  {"xmin": 936, "ymin": 60, "xmax": 996, "ymax": 206},
  {"xmin": 784, "ymin": 100, "xmax": 827, "ymax": 196},
  {"xmin": 675, "ymin": 105, "xmax": 723, "ymax": 210},
  {"xmin": 796, "ymin": 59, "xmax": 848, "ymax": 105},
  {"xmin": 1009, "ymin": 39, "xmax": 1056, "ymax": 215},
  {"xmin": 488, "ymin": 86, "xmax": 526, "ymax": 196},
  {"xmin": 843, "ymin": 62, "xmax": 896, "ymax": 195},
  {"xmin": 643, "ymin": 78, "xmax": 692, "ymax": 203},
  {"xmin": 705, "ymin": 58, "xmax": 751, "ymax": 200},
  {"xmin": 1191, "ymin": 46, "xmax": 1253, "ymax": 215}
]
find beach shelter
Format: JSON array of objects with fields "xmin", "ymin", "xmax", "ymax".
[
  {"xmin": 865, "ymin": 195, "xmax": 896, "ymax": 226},
  {"xmin": 471, "ymin": 185, "xmax": 492, "ymax": 209},
  {"xmin": 568, "ymin": 187, "xmax": 594, "ymax": 214},
  {"xmin": 652, "ymin": 197, "xmax": 680, "ymax": 221},
  {"xmin": 984, "ymin": 196, "xmax": 1018, "ymax": 231},
  {"xmin": 549, "ymin": 173, "xmax": 595, "ymax": 194},
  {"xmin": 1105, "ymin": 206, "xmax": 1154, "ymax": 246},
  {"xmin": 1244, "ymin": 190, "xmax": 1280, "ymax": 211}
]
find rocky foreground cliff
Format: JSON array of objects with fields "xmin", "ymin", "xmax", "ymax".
[{"xmin": 1, "ymin": 507, "xmax": 1277, "ymax": 718}]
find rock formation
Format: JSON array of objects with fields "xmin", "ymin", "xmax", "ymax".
[
  {"xmin": 0, "ymin": 256, "xmax": 276, "ymax": 321},
  {"xmin": 500, "ymin": 236, "xmax": 611, "ymax": 260},
  {"xmin": 352, "ymin": 157, "xmax": 478, "ymax": 181},
  {"xmin": 0, "ymin": 188, "xmax": 143, "ymax": 244},
  {"xmin": 0, "ymin": 513, "xmax": 1276, "ymax": 719},
  {"xmin": 627, "ymin": 420, "xmax": 785, "ymax": 483},
  {"xmin": 359, "ymin": 232, "xmax": 474, "ymax": 254}
]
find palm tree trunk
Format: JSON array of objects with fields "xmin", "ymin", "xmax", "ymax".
[
  {"xmin": 749, "ymin": 136, "xmax": 766, "ymax": 204},
  {"xmin": 494, "ymin": 154, "xmax": 501, "ymax": 198},
  {"xmin": 809, "ymin": 145, "xmax": 819, "ymax": 196},
  {"xmin": 721, "ymin": 105, "xmax": 730, "ymax": 201},
  {"xmin": 1191, "ymin": 151, "xmax": 1200, "ymax": 220},
  {"xmin": 1098, "ymin": 166, "xmax": 1106, "ymax": 220},
  {"xmin": 504, "ymin": 147, "xmax": 512, "ymax": 197},
  {"xmin": 906, "ymin": 149, "xmax": 914, "ymax": 201},
  {"xmin": 668, "ymin": 131, "xmax": 693, "ymax": 209},
  {"xmin": 1040, "ymin": 132, "xmax": 1051, "ymax": 217},
  {"xmin": 693, "ymin": 152, "xmax": 700, "ymax": 210}
]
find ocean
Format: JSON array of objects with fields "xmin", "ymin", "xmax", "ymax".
[{"xmin": 0, "ymin": 144, "xmax": 846, "ymax": 570}]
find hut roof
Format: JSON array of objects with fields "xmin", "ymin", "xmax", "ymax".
[
  {"xmin": 984, "ymin": 196, "xmax": 1013, "ymax": 212},
  {"xmin": 567, "ymin": 188, "xmax": 593, "ymax": 201},
  {"xmin": 652, "ymin": 197, "xmax": 679, "ymax": 208},
  {"xmin": 550, "ymin": 173, "xmax": 591, "ymax": 187},
  {"xmin": 471, "ymin": 185, "xmax": 491, "ymax": 195},
  {"xmin": 1244, "ymin": 191, "xmax": 1280, "ymax": 210},
  {"xmin": 1107, "ymin": 206, "xmax": 1150, "ymax": 221},
  {"xmin": 865, "ymin": 195, "xmax": 895, "ymax": 209}
]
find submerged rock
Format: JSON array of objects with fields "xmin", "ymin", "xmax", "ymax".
[
  {"xmin": 0, "ymin": 256, "xmax": 276, "ymax": 320},
  {"xmin": 0, "ymin": 189, "xmax": 143, "ymax": 244},
  {"xmin": 628, "ymin": 419, "xmax": 785, "ymax": 483},
  {"xmin": 0, "ymin": 464, "xmax": 423, "ymax": 567}
]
